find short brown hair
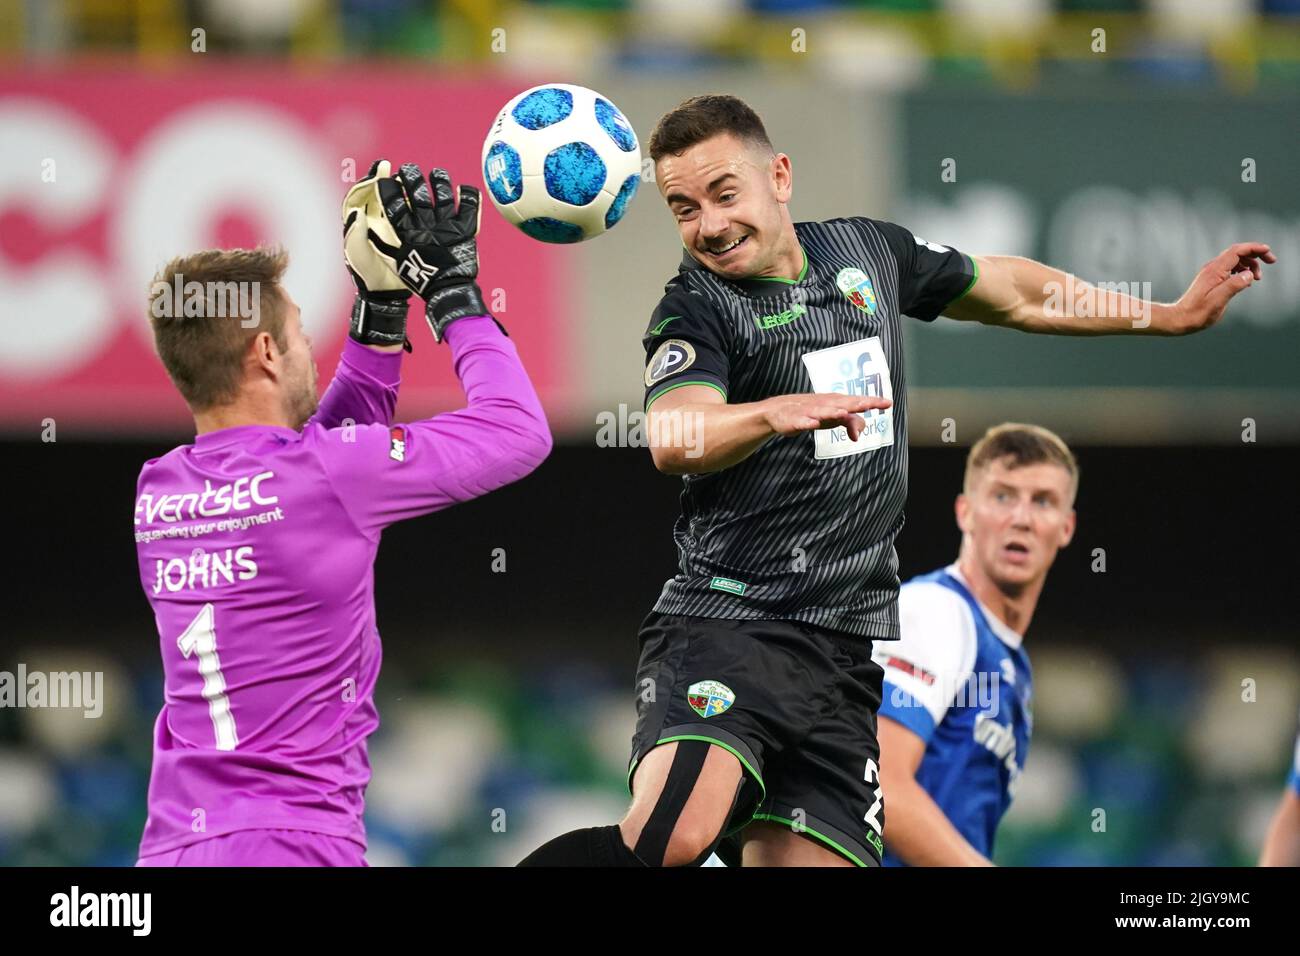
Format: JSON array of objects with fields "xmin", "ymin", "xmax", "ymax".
[
  {"xmin": 648, "ymin": 94, "xmax": 773, "ymax": 162},
  {"xmin": 964, "ymin": 423, "xmax": 1079, "ymax": 500},
  {"xmin": 148, "ymin": 246, "xmax": 290, "ymax": 411}
]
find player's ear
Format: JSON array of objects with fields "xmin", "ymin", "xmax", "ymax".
[
  {"xmin": 955, "ymin": 493, "xmax": 971, "ymax": 534},
  {"xmin": 1058, "ymin": 508, "xmax": 1077, "ymax": 548},
  {"xmin": 771, "ymin": 152, "xmax": 792, "ymax": 203},
  {"xmin": 251, "ymin": 329, "xmax": 284, "ymax": 379}
]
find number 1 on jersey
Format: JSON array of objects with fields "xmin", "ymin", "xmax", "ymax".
[{"xmin": 177, "ymin": 603, "xmax": 239, "ymax": 751}]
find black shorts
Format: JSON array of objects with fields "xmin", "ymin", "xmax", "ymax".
[{"xmin": 627, "ymin": 612, "xmax": 886, "ymax": 866}]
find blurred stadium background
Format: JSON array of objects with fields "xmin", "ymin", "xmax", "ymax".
[{"xmin": 1, "ymin": 0, "xmax": 1297, "ymax": 866}]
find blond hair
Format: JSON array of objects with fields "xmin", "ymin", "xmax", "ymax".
[{"xmin": 964, "ymin": 423, "xmax": 1079, "ymax": 500}]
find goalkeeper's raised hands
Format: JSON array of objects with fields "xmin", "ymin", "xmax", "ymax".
[
  {"xmin": 342, "ymin": 158, "xmax": 411, "ymax": 351},
  {"xmin": 374, "ymin": 164, "xmax": 496, "ymax": 343}
]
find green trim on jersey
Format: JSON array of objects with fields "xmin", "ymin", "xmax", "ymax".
[
  {"xmin": 749, "ymin": 812, "xmax": 870, "ymax": 867},
  {"xmin": 751, "ymin": 246, "xmax": 809, "ymax": 285},
  {"xmin": 645, "ymin": 379, "xmax": 727, "ymax": 411},
  {"xmin": 626, "ymin": 734, "xmax": 767, "ymax": 807},
  {"xmin": 945, "ymin": 254, "xmax": 980, "ymax": 307},
  {"xmin": 650, "ymin": 315, "xmax": 682, "ymax": 335}
]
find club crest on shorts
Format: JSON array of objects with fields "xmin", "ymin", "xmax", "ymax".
[
  {"xmin": 687, "ymin": 680, "xmax": 735, "ymax": 718},
  {"xmin": 836, "ymin": 267, "xmax": 877, "ymax": 315}
]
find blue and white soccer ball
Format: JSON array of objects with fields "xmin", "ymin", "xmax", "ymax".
[{"xmin": 481, "ymin": 84, "xmax": 642, "ymax": 243}]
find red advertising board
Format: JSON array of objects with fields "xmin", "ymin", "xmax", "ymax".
[{"xmin": 0, "ymin": 66, "xmax": 572, "ymax": 435}]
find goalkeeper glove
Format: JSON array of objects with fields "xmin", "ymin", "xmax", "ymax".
[
  {"xmin": 373, "ymin": 164, "xmax": 500, "ymax": 343},
  {"xmin": 342, "ymin": 159, "xmax": 411, "ymax": 350}
]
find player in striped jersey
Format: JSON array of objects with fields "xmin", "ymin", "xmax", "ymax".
[
  {"xmin": 871, "ymin": 424, "xmax": 1075, "ymax": 865},
  {"xmin": 520, "ymin": 95, "xmax": 1274, "ymax": 868}
]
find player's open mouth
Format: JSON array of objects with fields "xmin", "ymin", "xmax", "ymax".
[
  {"xmin": 1003, "ymin": 542, "xmax": 1030, "ymax": 561},
  {"xmin": 705, "ymin": 235, "xmax": 748, "ymax": 259}
]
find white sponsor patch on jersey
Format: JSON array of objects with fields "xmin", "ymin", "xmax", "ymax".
[{"xmin": 800, "ymin": 336, "xmax": 894, "ymax": 460}]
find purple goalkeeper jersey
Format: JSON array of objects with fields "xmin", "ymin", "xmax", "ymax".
[{"xmin": 133, "ymin": 317, "xmax": 551, "ymax": 856}]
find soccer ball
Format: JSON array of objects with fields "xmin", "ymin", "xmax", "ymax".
[{"xmin": 481, "ymin": 84, "xmax": 642, "ymax": 243}]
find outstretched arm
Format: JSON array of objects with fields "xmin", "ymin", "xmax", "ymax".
[{"xmin": 944, "ymin": 243, "xmax": 1276, "ymax": 336}]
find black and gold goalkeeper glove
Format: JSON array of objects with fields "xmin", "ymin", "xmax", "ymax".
[
  {"xmin": 342, "ymin": 159, "xmax": 411, "ymax": 350},
  {"xmin": 373, "ymin": 164, "xmax": 501, "ymax": 343}
]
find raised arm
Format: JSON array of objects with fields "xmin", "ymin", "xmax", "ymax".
[
  {"xmin": 944, "ymin": 243, "xmax": 1276, "ymax": 336},
  {"xmin": 308, "ymin": 158, "xmax": 413, "ymax": 429},
  {"xmin": 315, "ymin": 315, "xmax": 550, "ymax": 538},
  {"xmin": 313, "ymin": 162, "xmax": 550, "ymax": 537},
  {"xmin": 307, "ymin": 338, "xmax": 403, "ymax": 430}
]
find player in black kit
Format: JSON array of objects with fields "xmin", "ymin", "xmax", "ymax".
[{"xmin": 519, "ymin": 95, "xmax": 1275, "ymax": 867}]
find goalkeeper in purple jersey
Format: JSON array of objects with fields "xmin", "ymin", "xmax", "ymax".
[{"xmin": 133, "ymin": 161, "xmax": 551, "ymax": 866}]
